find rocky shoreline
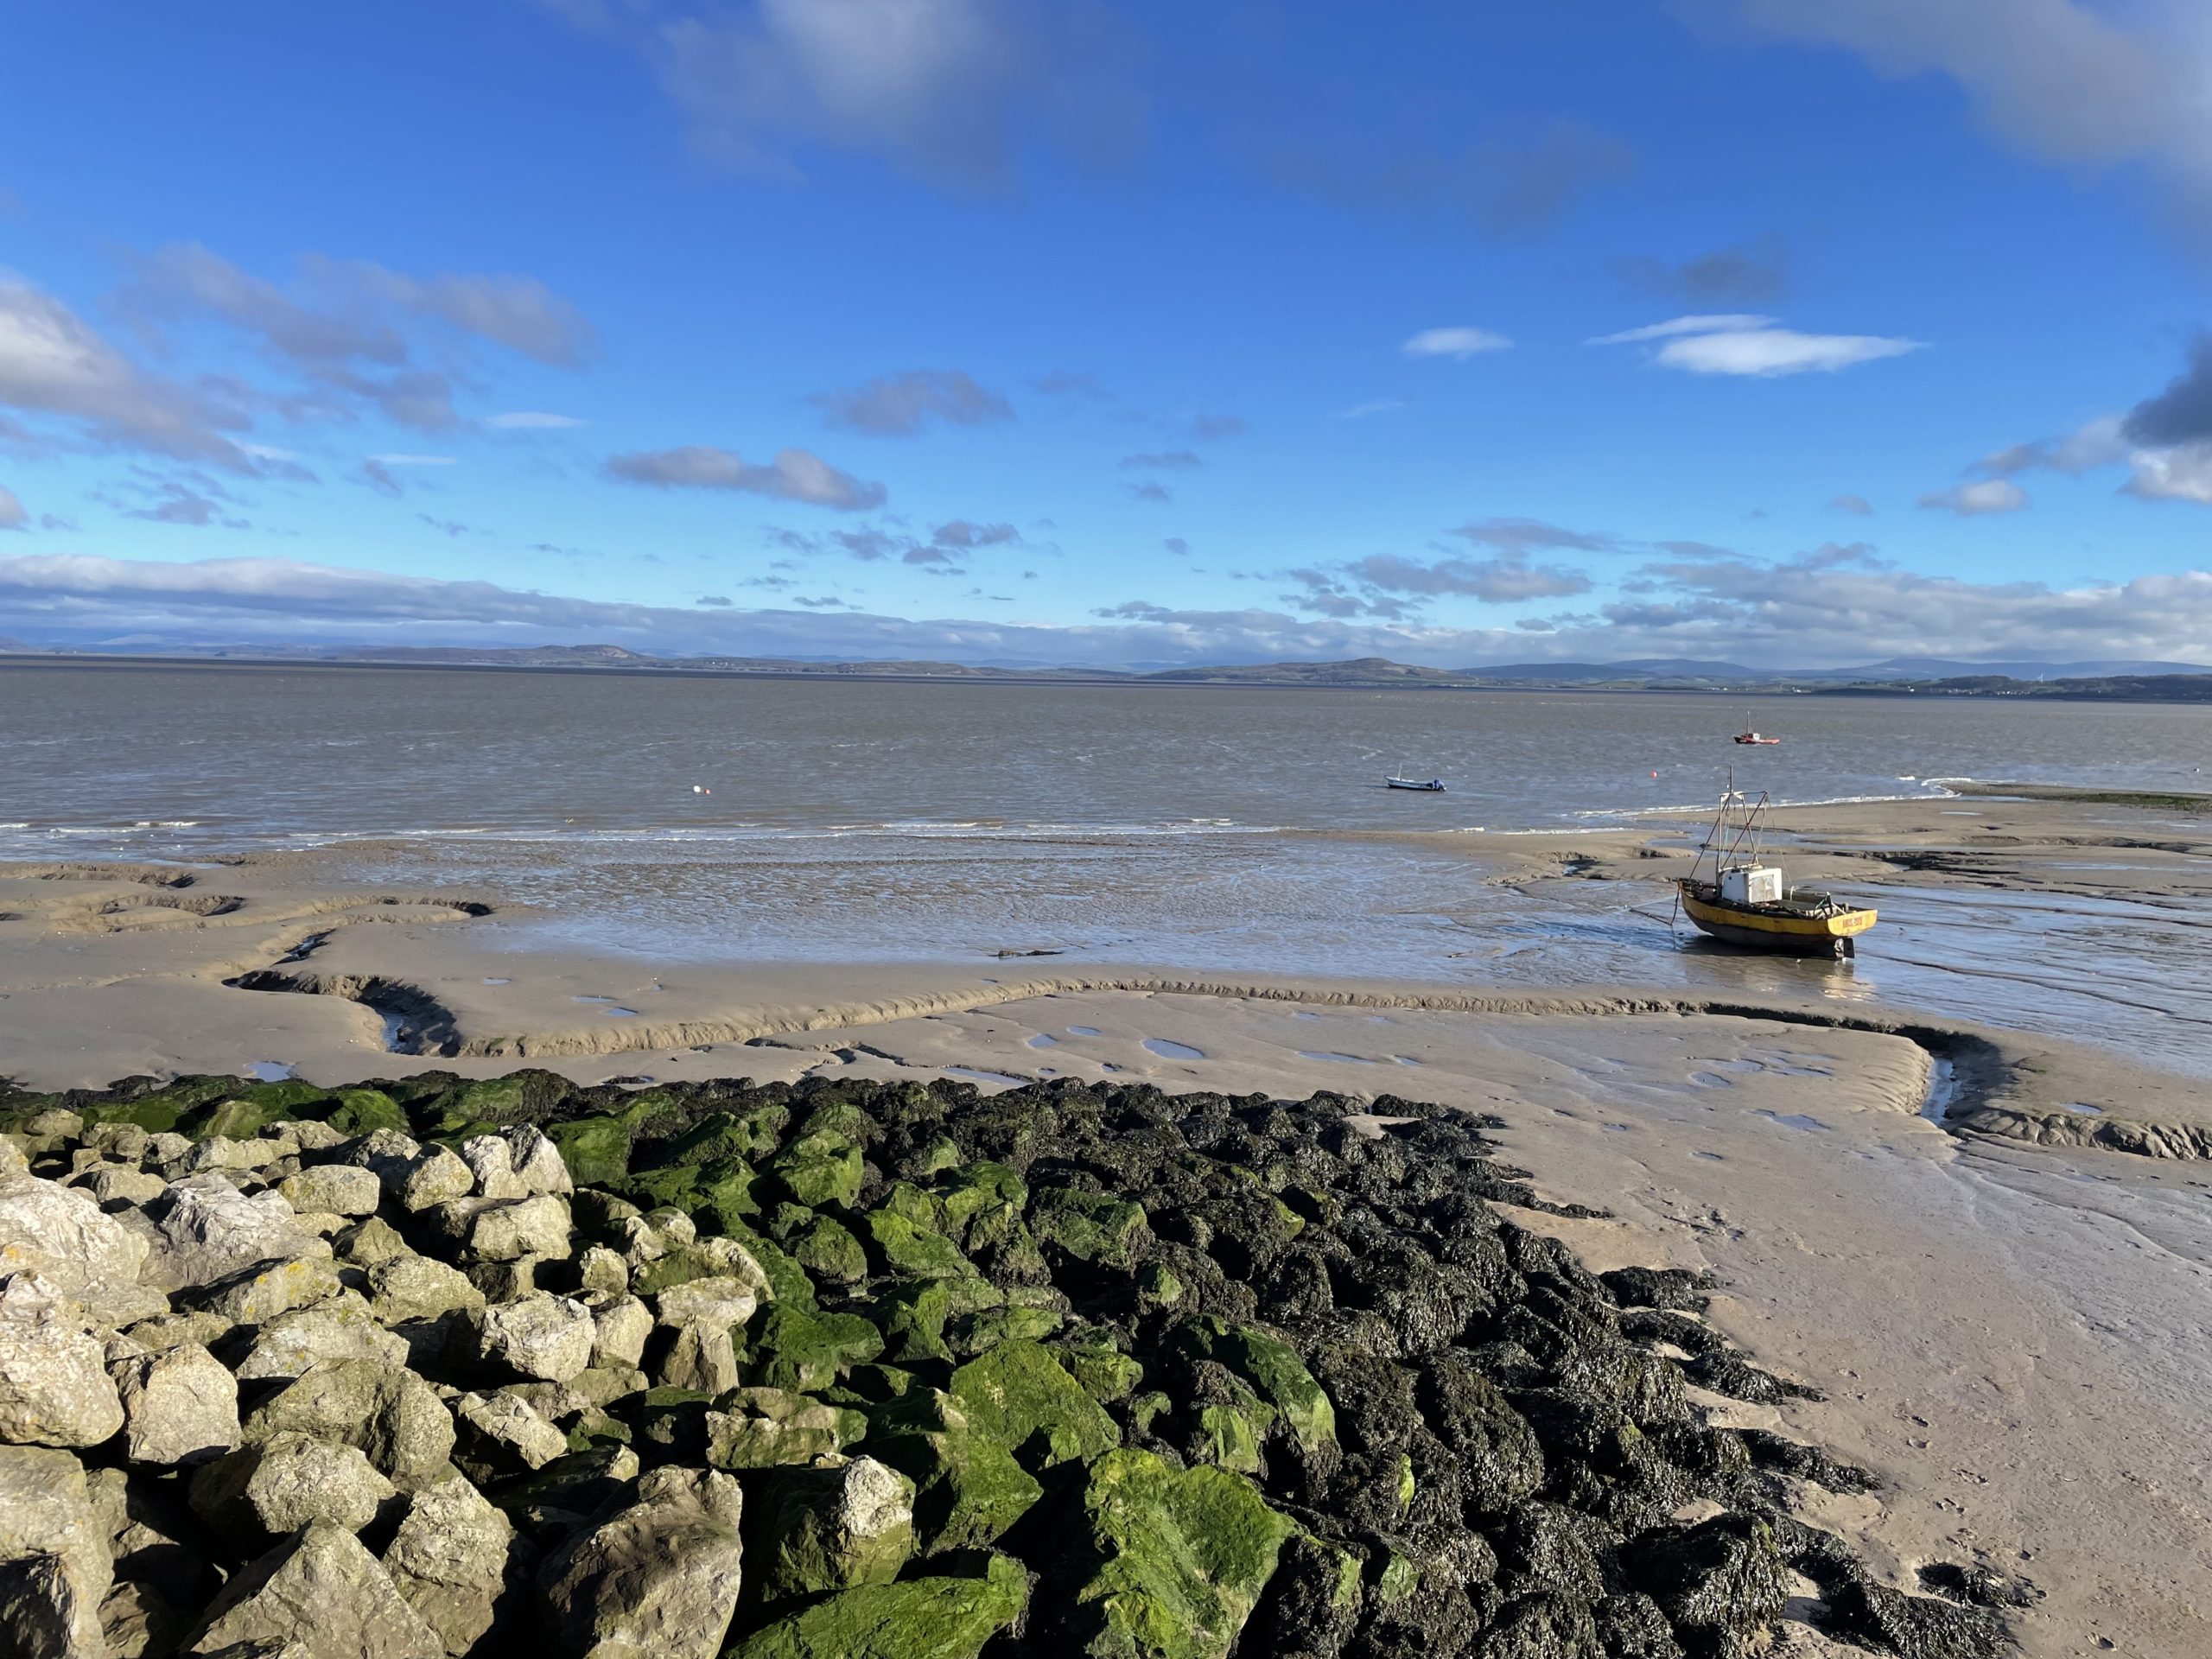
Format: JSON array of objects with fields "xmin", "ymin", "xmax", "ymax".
[{"xmin": 0, "ymin": 1066, "xmax": 2022, "ymax": 1658}]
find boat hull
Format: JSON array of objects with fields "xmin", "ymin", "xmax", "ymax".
[{"xmin": 1676, "ymin": 884, "xmax": 1877, "ymax": 957}]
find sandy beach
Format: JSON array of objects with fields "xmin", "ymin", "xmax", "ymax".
[{"xmin": 3, "ymin": 785, "xmax": 2209, "ymax": 1654}]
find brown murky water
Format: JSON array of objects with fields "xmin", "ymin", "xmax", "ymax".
[{"xmin": 7, "ymin": 665, "xmax": 2211, "ymax": 1071}]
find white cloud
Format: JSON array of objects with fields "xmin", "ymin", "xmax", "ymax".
[
  {"xmin": 1402, "ymin": 327, "xmax": 1512, "ymax": 360},
  {"xmin": 1590, "ymin": 313, "xmax": 1922, "ymax": 376},
  {"xmin": 604, "ymin": 444, "xmax": 887, "ymax": 510},
  {"xmin": 1919, "ymin": 479, "xmax": 2029, "ymax": 516},
  {"xmin": 1720, "ymin": 0, "xmax": 2212, "ymax": 223},
  {"xmin": 1344, "ymin": 552, "xmax": 1591, "ymax": 602},
  {"xmin": 1651, "ymin": 327, "xmax": 1921, "ymax": 377},
  {"xmin": 2122, "ymin": 442, "xmax": 2212, "ymax": 503},
  {"xmin": 0, "ymin": 274, "xmax": 256, "ymax": 468},
  {"xmin": 368, "ymin": 453, "xmax": 457, "ymax": 467},
  {"xmin": 489, "ymin": 410, "xmax": 587, "ymax": 429},
  {"xmin": 1586, "ymin": 314, "xmax": 1777, "ymax": 345},
  {"xmin": 339, "ymin": 262, "xmax": 594, "ymax": 366}
]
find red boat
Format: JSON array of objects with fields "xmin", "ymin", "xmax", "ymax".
[{"xmin": 1732, "ymin": 732, "xmax": 1780, "ymax": 745}]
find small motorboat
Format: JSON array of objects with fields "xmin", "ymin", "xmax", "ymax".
[
  {"xmin": 1386, "ymin": 774, "xmax": 1446, "ymax": 791},
  {"xmin": 1732, "ymin": 732, "xmax": 1780, "ymax": 746},
  {"xmin": 1673, "ymin": 778, "xmax": 1877, "ymax": 958}
]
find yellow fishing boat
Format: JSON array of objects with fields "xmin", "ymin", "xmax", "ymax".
[{"xmin": 1674, "ymin": 779, "xmax": 1878, "ymax": 958}]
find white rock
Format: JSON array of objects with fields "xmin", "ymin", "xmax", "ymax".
[
  {"xmin": 472, "ymin": 1295, "xmax": 594, "ymax": 1382},
  {"xmin": 588, "ymin": 1296, "xmax": 653, "ymax": 1370},
  {"xmin": 538, "ymin": 1466, "xmax": 744, "ymax": 1659},
  {"xmin": 0, "ymin": 1445, "xmax": 113, "ymax": 1658},
  {"xmin": 0, "ymin": 1274, "xmax": 125, "ymax": 1448},
  {"xmin": 141, "ymin": 1179, "xmax": 328, "ymax": 1295},
  {"xmin": 112, "ymin": 1342, "xmax": 238, "ymax": 1467},
  {"xmin": 653, "ymin": 1275, "xmax": 758, "ymax": 1333},
  {"xmin": 456, "ymin": 1138, "xmax": 524, "ymax": 1202},
  {"xmin": 235, "ymin": 1295, "xmax": 412, "ymax": 1382},
  {"xmin": 0, "ymin": 1172, "xmax": 158, "ymax": 1325},
  {"xmin": 505, "ymin": 1126, "xmax": 573, "ymax": 1197},
  {"xmin": 192, "ymin": 1257, "xmax": 343, "ymax": 1325},
  {"xmin": 657, "ymin": 1322, "xmax": 741, "ymax": 1395},
  {"xmin": 276, "ymin": 1166, "xmax": 381, "ymax": 1218},
  {"xmin": 381, "ymin": 1474, "xmax": 515, "ymax": 1655},
  {"xmin": 183, "ymin": 1520, "xmax": 442, "ymax": 1658},
  {"xmin": 454, "ymin": 1391, "xmax": 567, "ymax": 1473},
  {"xmin": 191, "ymin": 1432, "xmax": 397, "ymax": 1538},
  {"xmin": 366, "ymin": 1257, "xmax": 483, "ymax": 1327}
]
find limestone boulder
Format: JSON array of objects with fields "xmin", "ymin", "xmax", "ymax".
[
  {"xmin": 0, "ymin": 1172, "xmax": 161, "ymax": 1325},
  {"xmin": 0, "ymin": 1274, "xmax": 125, "ymax": 1448},
  {"xmin": 276, "ymin": 1166, "xmax": 381, "ymax": 1219},
  {"xmin": 452, "ymin": 1392, "xmax": 567, "ymax": 1481},
  {"xmin": 507, "ymin": 1126, "xmax": 573, "ymax": 1197},
  {"xmin": 380, "ymin": 1475, "xmax": 517, "ymax": 1656},
  {"xmin": 191, "ymin": 1433, "xmax": 397, "ymax": 1541},
  {"xmin": 747, "ymin": 1457, "xmax": 915, "ymax": 1605},
  {"xmin": 365, "ymin": 1257, "xmax": 482, "ymax": 1327},
  {"xmin": 112, "ymin": 1342, "xmax": 239, "ymax": 1466},
  {"xmin": 191, "ymin": 1257, "xmax": 343, "ymax": 1326},
  {"xmin": 470, "ymin": 1295, "xmax": 594, "ymax": 1383},
  {"xmin": 240, "ymin": 1360, "xmax": 454, "ymax": 1492},
  {"xmin": 142, "ymin": 1179, "xmax": 328, "ymax": 1295},
  {"xmin": 182, "ymin": 1522, "xmax": 442, "ymax": 1659},
  {"xmin": 0, "ymin": 1446, "xmax": 112, "ymax": 1658},
  {"xmin": 537, "ymin": 1465, "xmax": 745, "ymax": 1659},
  {"xmin": 587, "ymin": 1295, "xmax": 652, "ymax": 1370},
  {"xmin": 233, "ymin": 1296, "xmax": 412, "ymax": 1382},
  {"xmin": 456, "ymin": 1137, "xmax": 524, "ymax": 1202}
]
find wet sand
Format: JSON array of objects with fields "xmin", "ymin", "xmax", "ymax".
[{"xmin": 2, "ymin": 785, "xmax": 2209, "ymax": 1654}]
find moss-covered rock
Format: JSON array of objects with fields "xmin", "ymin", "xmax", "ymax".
[
  {"xmin": 728, "ymin": 1552, "xmax": 1028, "ymax": 1659},
  {"xmin": 767, "ymin": 1129, "xmax": 864, "ymax": 1210},
  {"xmin": 949, "ymin": 1339, "xmax": 1120, "ymax": 1471},
  {"xmin": 752, "ymin": 1302, "xmax": 887, "ymax": 1392},
  {"xmin": 193, "ymin": 1081, "xmax": 332, "ymax": 1141},
  {"xmin": 868, "ymin": 1392, "xmax": 1045, "ymax": 1555},
  {"xmin": 1031, "ymin": 1185, "xmax": 1148, "ymax": 1269},
  {"xmin": 546, "ymin": 1114, "xmax": 632, "ymax": 1186},
  {"xmin": 1175, "ymin": 1317, "xmax": 1336, "ymax": 1451},
  {"xmin": 949, "ymin": 1300, "xmax": 1064, "ymax": 1357},
  {"xmin": 1071, "ymin": 1447, "xmax": 1298, "ymax": 1659},
  {"xmin": 325, "ymin": 1087, "xmax": 407, "ymax": 1137},
  {"xmin": 863, "ymin": 1210, "xmax": 979, "ymax": 1281},
  {"xmin": 791, "ymin": 1214, "xmax": 868, "ymax": 1284},
  {"xmin": 745, "ymin": 1456, "xmax": 917, "ymax": 1603}
]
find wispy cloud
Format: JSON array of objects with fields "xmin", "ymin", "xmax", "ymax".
[
  {"xmin": 1402, "ymin": 327, "xmax": 1511, "ymax": 360},
  {"xmin": 1118, "ymin": 449, "xmax": 1202, "ymax": 470},
  {"xmin": 1919, "ymin": 479, "xmax": 2028, "ymax": 516},
  {"xmin": 810, "ymin": 369, "xmax": 1013, "ymax": 437},
  {"xmin": 488, "ymin": 410, "xmax": 587, "ymax": 430},
  {"xmin": 604, "ymin": 445, "xmax": 886, "ymax": 510},
  {"xmin": 1591, "ymin": 314, "xmax": 1921, "ymax": 377}
]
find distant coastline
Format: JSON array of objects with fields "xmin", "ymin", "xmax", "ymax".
[{"xmin": 8, "ymin": 645, "xmax": 2212, "ymax": 704}]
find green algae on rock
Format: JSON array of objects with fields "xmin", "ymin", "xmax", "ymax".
[{"xmin": 730, "ymin": 1551, "xmax": 1029, "ymax": 1659}]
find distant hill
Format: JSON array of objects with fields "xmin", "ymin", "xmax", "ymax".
[
  {"xmin": 1141, "ymin": 657, "xmax": 1471, "ymax": 685},
  {"xmin": 1458, "ymin": 658, "xmax": 1771, "ymax": 683}
]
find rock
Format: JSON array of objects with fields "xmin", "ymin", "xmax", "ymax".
[
  {"xmin": 453, "ymin": 1392, "xmax": 568, "ymax": 1478},
  {"xmin": 241, "ymin": 1360, "xmax": 454, "ymax": 1492},
  {"xmin": 575, "ymin": 1247, "xmax": 629, "ymax": 1295},
  {"xmin": 0, "ymin": 1446, "xmax": 112, "ymax": 1658},
  {"xmin": 747, "ymin": 1457, "xmax": 915, "ymax": 1603},
  {"xmin": 235, "ymin": 1297, "xmax": 413, "ymax": 1382},
  {"xmin": 588, "ymin": 1296, "xmax": 653, "ymax": 1370},
  {"xmin": 112, "ymin": 1342, "xmax": 239, "ymax": 1466},
  {"xmin": 336, "ymin": 1217, "xmax": 410, "ymax": 1269},
  {"xmin": 1175, "ymin": 1318, "xmax": 1336, "ymax": 1450},
  {"xmin": 1243, "ymin": 1532, "xmax": 1363, "ymax": 1659},
  {"xmin": 380, "ymin": 1475, "xmax": 518, "ymax": 1656},
  {"xmin": 366, "ymin": 1256, "xmax": 483, "ymax": 1326},
  {"xmin": 727, "ymin": 1553, "xmax": 1027, "ymax": 1659},
  {"xmin": 1071, "ymin": 1447, "xmax": 1295, "ymax": 1659},
  {"xmin": 457, "ymin": 1137, "xmax": 526, "ymax": 1201},
  {"xmin": 705, "ymin": 1409, "xmax": 842, "ymax": 1471},
  {"xmin": 749, "ymin": 1304, "xmax": 885, "ymax": 1393},
  {"xmin": 506, "ymin": 1126, "xmax": 574, "ymax": 1197},
  {"xmin": 1029, "ymin": 1185, "xmax": 1148, "ymax": 1269},
  {"xmin": 0, "ymin": 1172, "xmax": 160, "ymax": 1324},
  {"xmin": 537, "ymin": 1465, "xmax": 745, "ymax": 1659},
  {"xmin": 389, "ymin": 1147, "xmax": 474, "ymax": 1215},
  {"xmin": 0, "ymin": 1274, "xmax": 125, "ymax": 1447},
  {"xmin": 82, "ymin": 1164, "xmax": 168, "ymax": 1209},
  {"xmin": 1821, "ymin": 1578, "xmax": 2007, "ymax": 1659},
  {"xmin": 867, "ymin": 1392, "xmax": 1042, "ymax": 1556},
  {"xmin": 143, "ymin": 1180, "xmax": 328, "ymax": 1296},
  {"xmin": 276, "ymin": 1167, "xmax": 381, "ymax": 1219},
  {"xmin": 765, "ymin": 1130, "xmax": 861, "ymax": 1210},
  {"xmin": 191, "ymin": 1433, "xmax": 397, "ymax": 1541},
  {"xmin": 652, "ymin": 1275, "xmax": 758, "ymax": 1332},
  {"xmin": 471, "ymin": 1296, "xmax": 595, "ymax": 1383},
  {"xmin": 429, "ymin": 1195, "xmax": 571, "ymax": 1263},
  {"xmin": 192, "ymin": 1257, "xmax": 344, "ymax": 1325},
  {"xmin": 183, "ymin": 1522, "xmax": 442, "ymax": 1658},
  {"xmin": 0, "ymin": 1551, "xmax": 99, "ymax": 1659},
  {"xmin": 655, "ymin": 1321, "xmax": 736, "ymax": 1395},
  {"xmin": 1624, "ymin": 1513, "xmax": 1789, "ymax": 1638},
  {"xmin": 861, "ymin": 1212, "xmax": 976, "ymax": 1281},
  {"xmin": 947, "ymin": 1340, "xmax": 1120, "ymax": 1470}
]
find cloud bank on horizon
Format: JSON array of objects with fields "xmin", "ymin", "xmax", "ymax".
[{"xmin": 1, "ymin": 0, "xmax": 2210, "ymax": 667}]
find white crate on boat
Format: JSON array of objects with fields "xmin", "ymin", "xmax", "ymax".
[{"xmin": 1719, "ymin": 865, "xmax": 1783, "ymax": 906}]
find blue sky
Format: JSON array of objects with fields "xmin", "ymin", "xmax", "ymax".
[{"xmin": 4, "ymin": 0, "xmax": 2212, "ymax": 668}]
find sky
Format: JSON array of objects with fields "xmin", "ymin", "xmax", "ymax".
[{"xmin": 5, "ymin": 0, "xmax": 2212, "ymax": 670}]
